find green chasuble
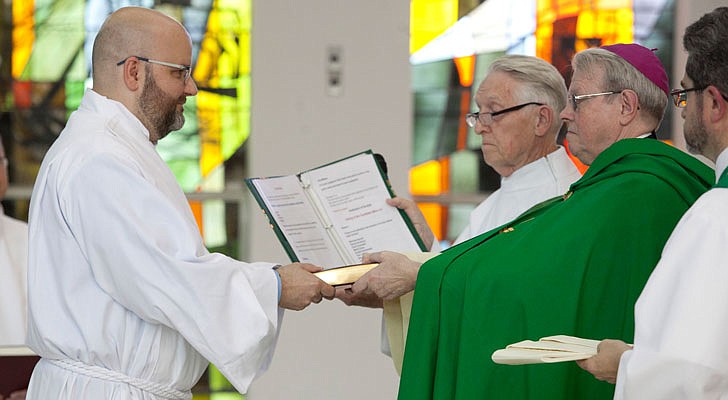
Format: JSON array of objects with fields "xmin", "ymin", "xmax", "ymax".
[{"xmin": 398, "ymin": 139, "xmax": 713, "ymax": 400}]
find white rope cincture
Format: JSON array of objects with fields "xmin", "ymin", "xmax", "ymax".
[{"xmin": 48, "ymin": 358, "xmax": 193, "ymax": 400}]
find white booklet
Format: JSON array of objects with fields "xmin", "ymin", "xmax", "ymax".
[
  {"xmin": 491, "ymin": 335, "xmax": 600, "ymax": 365},
  {"xmin": 246, "ymin": 150, "xmax": 426, "ymax": 269}
]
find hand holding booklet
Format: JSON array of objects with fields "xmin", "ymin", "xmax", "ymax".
[
  {"xmin": 491, "ymin": 335, "xmax": 600, "ymax": 365},
  {"xmin": 246, "ymin": 150, "xmax": 426, "ymax": 285}
]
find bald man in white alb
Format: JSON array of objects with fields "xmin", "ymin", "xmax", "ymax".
[{"xmin": 25, "ymin": 7, "xmax": 334, "ymax": 399}]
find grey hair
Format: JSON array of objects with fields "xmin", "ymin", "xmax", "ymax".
[
  {"xmin": 488, "ymin": 55, "xmax": 567, "ymax": 134},
  {"xmin": 572, "ymin": 48, "xmax": 667, "ymax": 126}
]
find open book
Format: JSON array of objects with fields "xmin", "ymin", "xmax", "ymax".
[
  {"xmin": 246, "ymin": 150, "xmax": 426, "ymax": 274},
  {"xmin": 491, "ymin": 335, "xmax": 600, "ymax": 365}
]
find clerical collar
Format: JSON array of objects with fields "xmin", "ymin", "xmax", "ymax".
[
  {"xmin": 715, "ymin": 147, "xmax": 728, "ymax": 183},
  {"xmin": 636, "ymin": 132, "xmax": 657, "ymax": 139}
]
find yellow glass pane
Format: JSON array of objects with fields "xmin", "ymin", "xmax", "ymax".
[
  {"xmin": 575, "ymin": 6, "xmax": 633, "ymax": 51},
  {"xmin": 12, "ymin": 0, "xmax": 34, "ymax": 79},
  {"xmin": 418, "ymin": 202, "xmax": 446, "ymax": 241},
  {"xmin": 195, "ymin": 0, "xmax": 251, "ymax": 179},
  {"xmin": 410, "ymin": 157, "xmax": 450, "ymax": 241},
  {"xmin": 199, "ymin": 90, "xmax": 224, "ymax": 178},
  {"xmin": 410, "ymin": 0, "xmax": 459, "ymax": 54},
  {"xmin": 536, "ymin": 0, "xmax": 633, "ymax": 64},
  {"xmin": 409, "ymin": 159, "xmax": 446, "ymax": 195}
]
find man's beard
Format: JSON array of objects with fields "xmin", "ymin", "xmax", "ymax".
[
  {"xmin": 138, "ymin": 73, "xmax": 185, "ymax": 143},
  {"xmin": 684, "ymin": 101, "xmax": 708, "ymax": 155}
]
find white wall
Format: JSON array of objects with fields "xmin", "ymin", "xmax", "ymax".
[{"xmin": 246, "ymin": 1, "xmax": 411, "ymax": 399}]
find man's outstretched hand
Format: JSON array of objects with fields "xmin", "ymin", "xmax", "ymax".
[{"xmin": 277, "ymin": 263, "xmax": 335, "ymax": 311}]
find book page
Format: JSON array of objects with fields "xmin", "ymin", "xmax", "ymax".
[
  {"xmin": 251, "ymin": 175, "xmax": 345, "ymax": 267},
  {"xmin": 302, "ymin": 153, "xmax": 422, "ymax": 263}
]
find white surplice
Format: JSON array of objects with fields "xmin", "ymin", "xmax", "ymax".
[
  {"xmin": 0, "ymin": 207, "xmax": 28, "ymax": 346},
  {"xmin": 451, "ymin": 146, "xmax": 581, "ymax": 245},
  {"xmin": 26, "ymin": 90, "xmax": 281, "ymax": 399},
  {"xmin": 614, "ymin": 149, "xmax": 728, "ymax": 399}
]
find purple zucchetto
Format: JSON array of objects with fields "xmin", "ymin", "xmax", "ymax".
[{"xmin": 600, "ymin": 43, "xmax": 670, "ymax": 96}]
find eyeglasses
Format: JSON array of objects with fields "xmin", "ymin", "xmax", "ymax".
[
  {"xmin": 670, "ymin": 87, "xmax": 705, "ymax": 108},
  {"xmin": 465, "ymin": 102, "xmax": 544, "ymax": 127},
  {"xmin": 116, "ymin": 56, "xmax": 192, "ymax": 83},
  {"xmin": 568, "ymin": 91, "xmax": 620, "ymax": 110}
]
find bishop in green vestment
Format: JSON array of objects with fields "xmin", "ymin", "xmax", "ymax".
[
  {"xmin": 398, "ymin": 42, "xmax": 715, "ymax": 400},
  {"xmin": 398, "ymin": 139, "xmax": 712, "ymax": 400}
]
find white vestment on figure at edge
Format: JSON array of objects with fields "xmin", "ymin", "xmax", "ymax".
[
  {"xmin": 0, "ymin": 207, "xmax": 28, "ymax": 346},
  {"xmin": 26, "ymin": 90, "xmax": 282, "ymax": 400},
  {"xmin": 380, "ymin": 146, "xmax": 581, "ymax": 362},
  {"xmin": 613, "ymin": 149, "xmax": 728, "ymax": 399}
]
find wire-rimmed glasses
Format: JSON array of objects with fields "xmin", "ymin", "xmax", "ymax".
[
  {"xmin": 116, "ymin": 56, "xmax": 192, "ymax": 83},
  {"xmin": 568, "ymin": 91, "xmax": 621, "ymax": 110},
  {"xmin": 670, "ymin": 87, "xmax": 705, "ymax": 108},
  {"xmin": 465, "ymin": 102, "xmax": 544, "ymax": 128}
]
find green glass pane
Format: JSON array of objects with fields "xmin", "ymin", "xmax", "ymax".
[
  {"xmin": 413, "ymin": 113, "xmax": 443, "ymax": 165},
  {"xmin": 447, "ymin": 203, "xmax": 476, "ymax": 242},
  {"xmin": 210, "ymin": 394, "xmax": 244, "ymax": 400},
  {"xmin": 220, "ymin": 75, "xmax": 250, "ymax": 160},
  {"xmin": 449, "ymin": 149, "xmax": 479, "ymax": 193},
  {"xmin": 473, "ymin": 51, "xmax": 506, "ymax": 88},
  {"xmin": 412, "ymin": 59, "xmax": 452, "ymax": 90},
  {"xmin": 208, "ymin": 364, "xmax": 238, "ymax": 391},
  {"xmin": 23, "ymin": 0, "xmax": 85, "ymax": 82},
  {"xmin": 64, "ymin": 80, "xmax": 85, "ymax": 112},
  {"xmin": 165, "ymin": 159, "xmax": 202, "ymax": 193}
]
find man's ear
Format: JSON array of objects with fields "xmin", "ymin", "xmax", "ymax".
[
  {"xmin": 705, "ymin": 85, "xmax": 728, "ymax": 124},
  {"xmin": 120, "ymin": 58, "xmax": 143, "ymax": 91},
  {"xmin": 618, "ymin": 89, "xmax": 640, "ymax": 125},
  {"xmin": 534, "ymin": 105, "xmax": 553, "ymax": 137}
]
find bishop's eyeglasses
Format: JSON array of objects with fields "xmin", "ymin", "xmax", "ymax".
[{"xmin": 568, "ymin": 91, "xmax": 621, "ymax": 111}]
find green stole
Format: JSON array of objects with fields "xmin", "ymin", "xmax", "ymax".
[{"xmin": 397, "ymin": 139, "xmax": 713, "ymax": 400}]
